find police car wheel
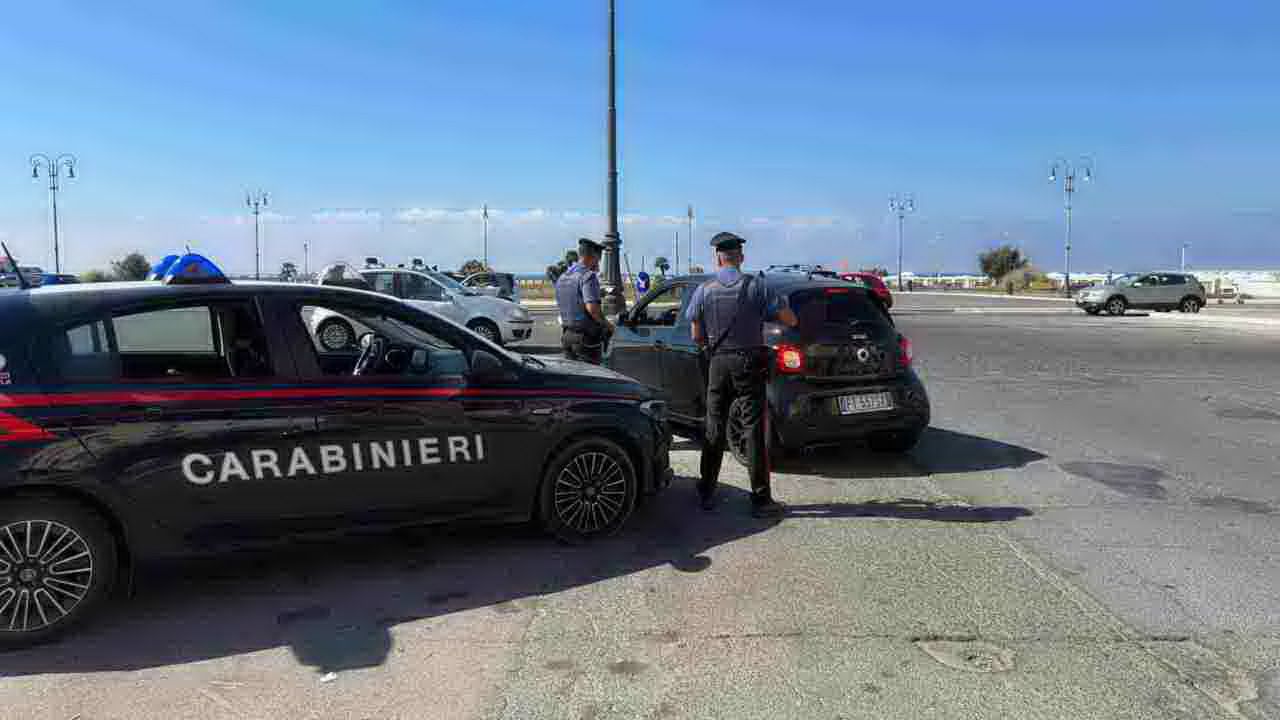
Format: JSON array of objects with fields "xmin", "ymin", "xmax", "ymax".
[
  {"xmin": 467, "ymin": 319, "xmax": 502, "ymax": 346},
  {"xmin": 317, "ymin": 318, "xmax": 356, "ymax": 351},
  {"xmin": 539, "ymin": 438, "xmax": 636, "ymax": 544},
  {"xmin": 0, "ymin": 498, "xmax": 118, "ymax": 648}
]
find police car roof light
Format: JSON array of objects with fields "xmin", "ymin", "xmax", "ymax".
[
  {"xmin": 163, "ymin": 253, "xmax": 231, "ymax": 285},
  {"xmin": 150, "ymin": 254, "xmax": 181, "ymax": 280}
]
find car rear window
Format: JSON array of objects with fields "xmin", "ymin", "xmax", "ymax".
[{"xmin": 788, "ymin": 287, "xmax": 887, "ymax": 325}]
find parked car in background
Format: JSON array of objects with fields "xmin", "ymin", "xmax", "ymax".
[
  {"xmin": 606, "ymin": 273, "xmax": 930, "ymax": 464},
  {"xmin": 1075, "ymin": 272, "xmax": 1206, "ymax": 316},
  {"xmin": 840, "ymin": 272, "xmax": 894, "ymax": 309},
  {"xmin": 314, "ymin": 264, "xmax": 534, "ymax": 347}
]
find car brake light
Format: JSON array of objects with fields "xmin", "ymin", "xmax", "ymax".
[
  {"xmin": 897, "ymin": 335, "xmax": 913, "ymax": 368},
  {"xmin": 825, "ymin": 287, "xmax": 850, "ymax": 294},
  {"xmin": 776, "ymin": 344, "xmax": 806, "ymax": 374}
]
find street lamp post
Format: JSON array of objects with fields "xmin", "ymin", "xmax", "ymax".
[
  {"xmin": 889, "ymin": 194, "xmax": 915, "ymax": 291},
  {"xmin": 303, "ymin": 240, "xmax": 310, "ymax": 279},
  {"xmin": 686, "ymin": 204, "xmax": 694, "ymax": 273},
  {"xmin": 246, "ymin": 191, "xmax": 269, "ymax": 280},
  {"xmin": 29, "ymin": 153, "xmax": 77, "ymax": 274},
  {"xmin": 1049, "ymin": 157, "xmax": 1094, "ymax": 297},
  {"xmin": 482, "ymin": 203, "xmax": 490, "ymax": 270},
  {"xmin": 1180, "ymin": 242, "xmax": 1190, "ymax": 272},
  {"xmin": 599, "ymin": 0, "xmax": 626, "ymax": 315}
]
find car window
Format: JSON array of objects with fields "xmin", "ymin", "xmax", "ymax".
[
  {"xmin": 1162, "ymin": 275, "xmax": 1186, "ymax": 285},
  {"xmin": 789, "ymin": 287, "xmax": 888, "ymax": 326},
  {"xmin": 401, "ymin": 273, "xmax": 446, "ymax": 301},
  {"xmin": 635, "ymin": 284, "xmax": 689, "ymax": 326},
  {"xmin": 300, "ymin": 303, "xmax": 469, "ymax": 378},
  {"xmin": 364, "ymin": 272, "xmax": 396, "ymax": 296},
  {"xmin": 54, "ymin": 303, "xmax": 272, "ymax": 382},
  {"xmin": 115, "ymin": 307, "xmax": 215, "ymax": 353}
]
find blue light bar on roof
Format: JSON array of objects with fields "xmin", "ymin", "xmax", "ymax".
[
  {"xmin": 149, "ymin": 254, "xmax": 180, "ymax": 280},
  {"xmin": 163, "ymin": 253, "xmax": 230, "ymax": 285}
]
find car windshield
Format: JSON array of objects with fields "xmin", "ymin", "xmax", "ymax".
[
  {"xmin": 787, "ymin": 286, "xmax": 887, "ymax": 325},
  {"xmin": 428, "ymin": 271, "xmax": 479, "ymax": 296}
]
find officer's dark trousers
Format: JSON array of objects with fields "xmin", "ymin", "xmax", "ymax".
[
  {"xmin": 561, "ymin": 327, "xmax": 604, "ymax": 365},
  {"xmin": 700, "ymin": 348, "xmax": 772, "ymax": 505}
]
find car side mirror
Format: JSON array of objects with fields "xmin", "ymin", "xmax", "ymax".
[{"xmin": 467, "ymin": 349, "xmax": 509, "ymax": 383}]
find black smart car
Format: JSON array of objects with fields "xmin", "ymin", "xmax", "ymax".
[
  {"xmin": 606, "ymin": 273, "xmax": 929, "ymax": 463},
  {"xmin": 0, "ymin": 257, "xmax": 670, "ymax": 647}
]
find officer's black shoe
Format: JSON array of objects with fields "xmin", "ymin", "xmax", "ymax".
[{"xmin": 751, "ymin": 499, "xmax": 785, "ymax": 519}]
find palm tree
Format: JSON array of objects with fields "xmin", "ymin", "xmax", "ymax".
[{"xmin": 654, "ymin": 256, "xmax": 670, "ymax": 276}]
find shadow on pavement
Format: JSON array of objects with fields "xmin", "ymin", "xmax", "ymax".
[
  {"xmin": 775, "ymin": 427, "xmax": 1047, "ymax": 479},
  {"xmin": 1, "ymin": 478, "xmax": 768, "ymax": 677},
  {"xmin": 785, "ymin": 499, "xmax": 1032, "ymax": 523}
]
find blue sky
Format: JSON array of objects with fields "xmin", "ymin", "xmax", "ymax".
[{"xmin": 1, "ymin": 0, "xmax": 1277, "ymax": 276}]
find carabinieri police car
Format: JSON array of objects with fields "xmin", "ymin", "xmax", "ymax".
[{"xmin": 0, "ymin": 254, "xmax": 671, "ymax": 647}]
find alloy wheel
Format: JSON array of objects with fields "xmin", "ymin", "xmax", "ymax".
[
  {"xmin": 553, "ymin": 451, "xmax": 628, "ymax": 535},
  {"xmin": 0, "ymin": 520, "xmax": 94, "ymax": 634}
]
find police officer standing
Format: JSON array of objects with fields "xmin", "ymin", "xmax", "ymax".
[
  {"xmin": 555, "ymin": 238, "xmax": 614, "ymax": 364},
  {"xmin": 685, "ymin": 232, "xmax": 799, "ymax": 517}
]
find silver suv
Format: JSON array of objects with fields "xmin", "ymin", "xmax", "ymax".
[{"xmin": 1076, "ymin": 273, "xmax": 1206, "ymax": 316}]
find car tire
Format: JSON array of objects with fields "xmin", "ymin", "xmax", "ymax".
[
  {"xmin": 867, "ymin": 427, "xmax": 924, "ymax": 453},
  {"xmin": 0, "ymin": 497, "xmax": 118, "ymax": 649},
  {"xmin": 317, "ymin": 317, "xmax": 356, "ymax": 351},
  {"xmin": 1179, "ymin": 297, "xmax": 1201, "ymax": 313},
  {"xmin": 725, "ymin": 397, "xmax": 786, "ymax": 468},
  {"xmin": 539, "ymin": 438, "xmax": 637, "ymax": 544},
  {"xmin": 1105, "ymin": 297, "xmax": 1127, "ymax": 316},
  {"xmin": 467, "ymin": 319, "xmax": 503, "ymax": 346}
]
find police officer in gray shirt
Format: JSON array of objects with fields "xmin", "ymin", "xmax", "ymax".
[
  {"xmin": 555, "ymin": 238, "xmax": 614, "ymax": 364},
  {"xmin": 685, "ymin": 232, "xmax": 799, "ymax": 517}
]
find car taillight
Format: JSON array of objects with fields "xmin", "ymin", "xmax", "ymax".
[
  {"xmin": 776, "ymin": 344, "xmax": 806, "ymax": 374},
  {"xmin": 897, "ymin": 335, "xmax": 913, "ymax": 368}
]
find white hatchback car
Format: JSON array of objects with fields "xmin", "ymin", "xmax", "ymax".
[{"xmin": 313, "ymin": 265, "xmax": 534, "ymax": 348}]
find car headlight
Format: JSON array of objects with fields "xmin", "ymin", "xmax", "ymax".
[
  {"xmin": 639, "ymin": 400, "xmax": 668, "ymax": 422},
  {"xmin": 507, "ymin": 306, "xmax": 530, "ymax": 321}
]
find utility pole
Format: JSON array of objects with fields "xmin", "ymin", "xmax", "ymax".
[
  {"xmin": 1049, "ymin": 157, "xmax": 1094, "ymax": 297},
  {"xmin": 673, "ymin": 231, "xmax": 680, "ymax": 275},
  {"xmin": 303, "ymin": 240, "xmax": 310, "ymax": 279},
  {"xmin": 686, "ymin": 204, "xmax": 694, "ymax": 272},
  {"xmin": 246, "ymin": 190, "xmax": 269, "ymax": 280},
  {"xmin": 482, "ymin": 203, "xmax": 490, "ymax": 269},
  {"xmin": 889, "ymin": 194, "xmax": 915, "ymax": 291},
  {"xmin": 29, "ymin": 153, "xmax": 77, "ymax": 274},
  {"xmin": 599, "ymin": 0, "xmax": 626, "ymax": 314},
  {"xmin": 1180, "ymin": 242, "xmax": 1190, "ymax": 272}
]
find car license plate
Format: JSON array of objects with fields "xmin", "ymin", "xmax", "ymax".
[{"xmin": 837, "ymin": 391, "xmax": 894, "ymax": 415}]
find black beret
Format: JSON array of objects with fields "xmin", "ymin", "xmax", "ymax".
[
  {"xmin": 710, "ymin": 232, "xmax": 745, "ymax": 250},
  {"xmin": 577, "ymin": 237, "xmax": 605, "ymax": 254}
]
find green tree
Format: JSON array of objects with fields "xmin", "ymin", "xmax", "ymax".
[
  {"xmin": 654, "ymin": 256, "xmax": 670, "ymax": 276},
  {"xmin": 80, "ymin": 269, "xmax": 112, "ymax": 283},
  {"xmin": 279, "ymin": 261, "xmax": 298, "ymax": 282},
  {"xmin": 459, "ymin": 259, "xmax": 487, "ymax": 276},
  {"xmin": 978, "ymin": 245, "xmax": 1029, "ymax": 284},
  {"xmin": 111, "ymin": 252, "xmax": 152, "ymax": 281}
]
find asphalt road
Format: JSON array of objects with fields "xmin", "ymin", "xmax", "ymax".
[{"xmin": 3, "ymin": 299, "xmax": 1277, "ymax": 719}]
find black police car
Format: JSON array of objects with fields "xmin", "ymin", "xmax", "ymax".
[
  {"xmin": 606, "ymin": 273, "xmax": 929, "ymax": 463},
  {"xmin": 0, "ymin": 255, "xmax": 670, "ymax": 647}
]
